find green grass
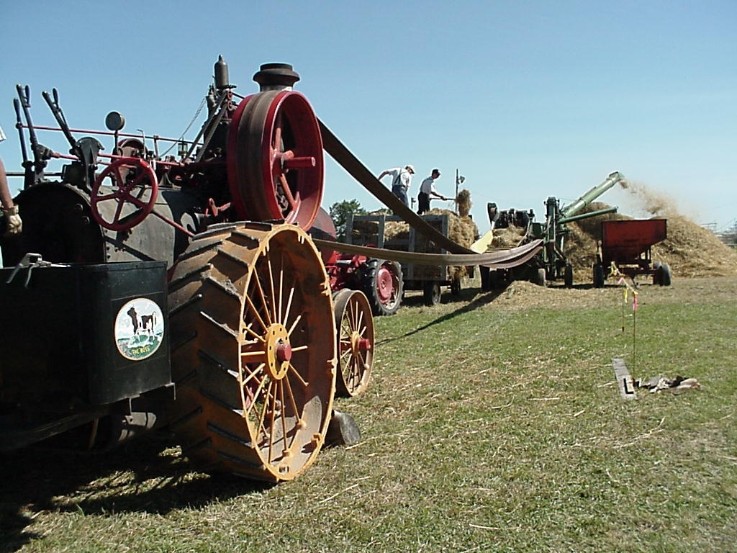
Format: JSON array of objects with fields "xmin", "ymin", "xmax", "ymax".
[{"xmin": 2, "ymin": 277, "xmax": 736, "ymax": 552}]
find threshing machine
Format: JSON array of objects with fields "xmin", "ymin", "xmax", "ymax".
[
  {"xmin": 480, "ymin": 171, "xmax": 625, "ymax": 290},
  {"xmin": 0, "ymin": 58, "xmax": 376, "ymax": 482}
]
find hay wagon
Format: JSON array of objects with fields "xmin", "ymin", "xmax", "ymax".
[{"xmin": 345, "ymin": 212, "xmax": 468, "ymax": 306}]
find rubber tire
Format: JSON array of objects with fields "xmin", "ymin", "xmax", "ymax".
[
  {"xmin": 360, "ymin": 258, "xmax": 403, "ymax": 316},
  {"xmin": 534, "ymin": 268, "xmax": 546, "ymax": 287},
  {"xmin": 489, "ymin": 269, "xmax": 506, "ymax": 290},
  {"xmin": 593, "ymin": 263, "xmax": 605, "ymax": 288},
  {"xmin": 659, "ymin": 262, "xmax": 672, "ymax": 286},
  {"xmin": 564, "ymin": 264, "xmax": 574, "ymax": 288},
  {"xmin": 423, "ymin": 281, "xmax": 442, "ymax": 306},
  {"xmin": 480, "ymin": 266, "xmax": 491, "ymax": 292},
  {"xmin": 450, "ymin": 278, "xmax": 461, "ymax": 296}
]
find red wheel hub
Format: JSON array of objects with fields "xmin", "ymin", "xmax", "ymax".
[{"xmin": 376, "ymin": 266, "xmax": 395, "ymax": 302}]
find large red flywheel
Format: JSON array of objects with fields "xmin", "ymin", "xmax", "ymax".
[{"xmin": 227, "ymin": 90, "xmax": 324, "ymax": 230}]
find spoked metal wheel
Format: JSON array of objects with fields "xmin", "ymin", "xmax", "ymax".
[
  {"xmin": 167, "ymin": 223, "xmax": 336, "ymax": 482},
  {"xmin": 227, "ymin": 90, "xmax": 324, "ymax": 230},
  {"xmin": 332, "ymin": 289, "xmax": 374, "ymax": 397},
  {"xmin": 91, "ymin": 157, "xmax": 158, "ymax": 232}
]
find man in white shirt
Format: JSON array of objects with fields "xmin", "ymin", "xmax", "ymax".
[
  {"xmin": 417, "ymin": 168, "xmax": 448, "ymax": 215},
  {"xmin": 377, "ymin": 164, "xmax": 415, "ymax": 207},
  {"xmin": 0, "ymin": 126, "xmax": 22, "ymax": 236}
]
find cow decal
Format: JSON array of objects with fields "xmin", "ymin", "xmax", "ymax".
[{"xmin": 114, "ymin": 298, "xmax": 165, "ymax": 361}]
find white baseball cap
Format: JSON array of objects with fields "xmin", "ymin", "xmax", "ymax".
[
  {"xmin": 405, "ymin": 164, "xmax": 415, "ymax": 173},
  {"xmin": 0, "ymin": 126, "xmax": 6, "ymax": 142}
]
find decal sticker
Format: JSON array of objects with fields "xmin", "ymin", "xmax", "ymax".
[{"xmin": 114, "ymin": 298, "xmax": 165, "ymax": 361}]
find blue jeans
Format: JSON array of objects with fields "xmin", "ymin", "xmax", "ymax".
[{"xmin": 392, "ymin": 185, "xmax": 409, "ymax": 207}]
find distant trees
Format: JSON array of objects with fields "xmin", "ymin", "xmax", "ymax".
[{"xmin": 329, "ymin": 200, "xmax": 366, "ymax": 241}]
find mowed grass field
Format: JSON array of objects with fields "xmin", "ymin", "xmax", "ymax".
[{"xmin": 1, "ymin": 276, "xmax": 736, "ymax": 552}]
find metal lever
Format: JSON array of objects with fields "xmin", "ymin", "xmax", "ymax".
[{"xmin": 5, "ymin": 253, "xmax": 67, "ymax": 288}]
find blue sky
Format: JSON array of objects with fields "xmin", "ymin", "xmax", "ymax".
[{"xmin": 1, "ymin": 0, "xmax": 735, "ymax": 231}]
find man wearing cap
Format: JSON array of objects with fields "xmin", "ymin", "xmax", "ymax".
[
  {"xmin": 378, "ymin": 164, "xmax": 415, "ymax": 207},
  {"xmin": 0, "ymin": 125, "xmax": 22, "ymax": 236},
  {"xmin": 417, "ymin": 168, "xmax": 449, "ymax": 215}
]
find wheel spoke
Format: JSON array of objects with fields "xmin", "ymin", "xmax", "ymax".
[
  {"xmin": 274, "ymin": 113, "xmax": 283, "ymax": 152},
  {"xmin": 250, "ymin": 271, "xmax": 273, "ymax": 327},
  {"xmin": 265, "ymin": 253, "xmax": 278, "ymax": 323},
  {"xmin": 282, "ymin": 374, "xmax": 302, "ymax": 427},
  {"xmin": 96, "ymin": 190, "xmax": 117, "ymax": 202},
  {"xmin": 112, "ymin": 195, "xmax": 126, "ymax": 223},
  {"xmin": 278, "ymin": 174, "xmax": 298, "ymax": 211},
  {"xmin": 277, "ymin": 251, "xmax": 285, "ymax": 324},
  {"xmin": 125, "ymin": 193, "xmax": 148, "ymax": 210},
  {"xmin": 283, "ymin": 285, "xmax": 296, "ymax": 329},
  {"xmin": 287, "ymin": 314, "xmax": 303, "ymax": 337},
  {"xmin": 247, "ymin": 372, "xmax": 270, "ymax": 417},
  {"xmin": 287, "ymin": 362, "xmax": 309, "ymax": 387},
  {"xmin": 241, "ymin": 349, "xmax": 267, "ymax": 361},
  {"xmin": 265, "ymin": 382, "xmax": 277, "ymax": 462},
  {"xmin": 243, "ymin": 294, "xmax": 269, "ymax": 336},
  {"xmin": 240, "ymin": 362, "xmax": 265, "ymax": 388},
  {"xmin": 278, "ymin": 380, "xmax": 289, "ymax": 455}
]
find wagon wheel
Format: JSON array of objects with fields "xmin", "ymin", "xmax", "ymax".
[
  {"xmin": 360, "ymin": 258, "xmax": 403, "ymax": 316},
  {"xmin": 564, "ymin": 264, "xmax": 574, "ymax": 288},
  {"xmin": 228, "ymin": 90, "xmax": 324, "ymax": 230},
  {"xmin": 91, "ymin": 157, "xmax": 158, "ymax": 231},
  {"xmin": 592, "ymin": 263, "xmax": 605, "ymax": 288},
  {"xmin": 423, "ymin": 281, "xmax": 441, "ymax": 306},
  {"xmin": 332, "ymin": 289, "xmax": 374, "ymax": 397},
  {"xmin": 167, "ymin": 223, "xmax": 336, "ymax": 482}
]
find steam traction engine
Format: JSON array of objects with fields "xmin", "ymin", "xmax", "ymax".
[{"xmin": 0, "ymin": 58, "xmax": 374, "ymax": 482}]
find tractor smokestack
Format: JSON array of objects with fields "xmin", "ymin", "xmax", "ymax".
[
  {"xmin": 214, "ymin": 55, "xmax": 230, "ymax": 90},
  {"xmin": 253, "ymin": 63, "xmax": 300, "ymax": 91}
]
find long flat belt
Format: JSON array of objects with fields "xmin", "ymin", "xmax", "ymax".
[{"xmin": 312, "ymin": 238, "xmax": 544, "ymax": 270}]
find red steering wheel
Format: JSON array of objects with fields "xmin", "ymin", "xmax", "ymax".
[{"xmin": 91, "ymin": 157, "xmax": 159, "ymax": 232}]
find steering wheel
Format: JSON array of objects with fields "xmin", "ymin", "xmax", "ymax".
[{"xmin": 91, "ymin": 157, "xmax": 159, "ymax": 231}]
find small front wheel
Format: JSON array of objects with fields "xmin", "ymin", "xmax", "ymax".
[{"xmin": 360, "ymin": 259, "xmax": 403, "ymax": 316}]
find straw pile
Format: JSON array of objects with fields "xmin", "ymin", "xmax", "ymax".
[{"xmin": 563, "ymin": 191, "xmax": 737, "ymax": 277}]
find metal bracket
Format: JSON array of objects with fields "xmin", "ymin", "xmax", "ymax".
[{"xmin": 5, "ymin": 252, "xmax": 67, "ymax": 288}]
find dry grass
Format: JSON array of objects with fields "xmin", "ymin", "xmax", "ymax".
[{"xmin": 1, "ymin": 277, "xmax": 736, "ymax": 552}]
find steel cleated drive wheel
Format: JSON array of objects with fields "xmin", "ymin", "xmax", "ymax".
[
  {"xmin": 359, "ymin": 258, "xmax": 403, "ymax": 316},
  {"xmin": 167, "ymin": 222, "xmax": 336, "ymax": 482},
  {"xmin": 332, "ymin": 289, "xmax": 374, "ymax": 397}
]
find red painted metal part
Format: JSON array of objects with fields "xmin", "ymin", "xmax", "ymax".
[
  {"xmin": 90, "ymin": 157, "xmax": 159, "ymax": 232},
  {"xmin": 601, "ymin": 219, "xmax": 667, "ymax": 265},
  {"xmin": 375, "ymin": 265, "xmax": 395, "ymax": 302},
  {"xmin": 227, "ymin": 90, "xmax": 324, "ymax": 230}
]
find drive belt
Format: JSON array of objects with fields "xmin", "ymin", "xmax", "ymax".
[
  {"xmin": 318, "ymin": 118, "xmax": 544, "ymax": 270},
  {"xmin": 312, "ymin": 238, "xmax": 544, "ymax": 270},
  {"xmin": 319, "ymin": 120, "xmax": 474, "ymax": 255}
]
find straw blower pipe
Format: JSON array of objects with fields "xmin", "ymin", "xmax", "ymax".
[{"xmin": 559, "ymin": 171, "xmax": 624, "ymax": 222}]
